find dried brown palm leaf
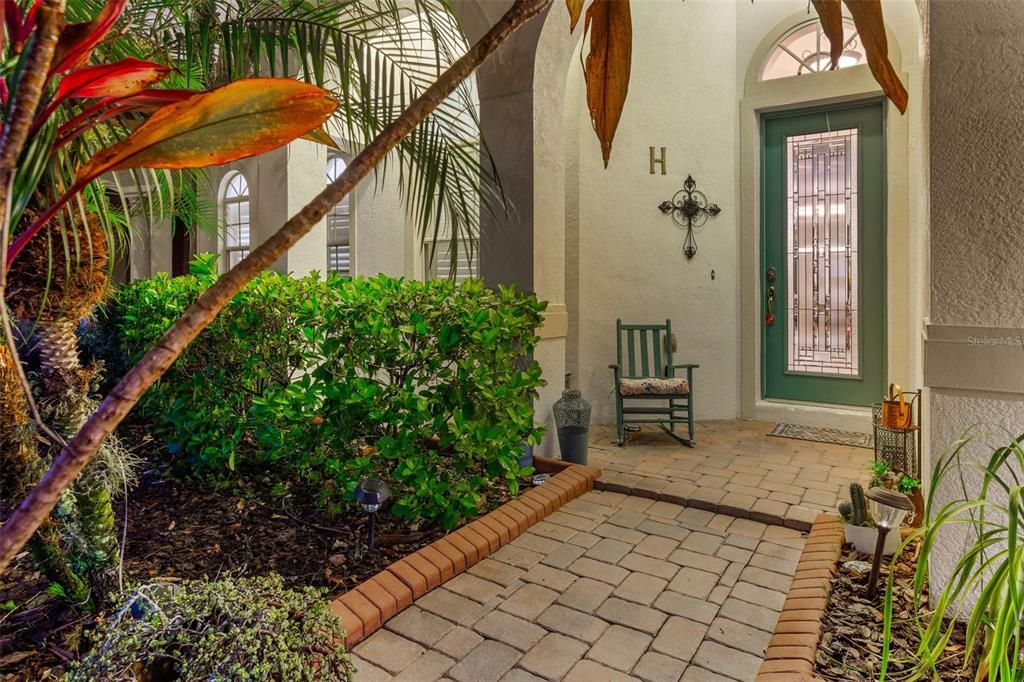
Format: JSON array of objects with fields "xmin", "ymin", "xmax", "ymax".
[
  {"xmin": 843, "ymin": 0, "xmax": 908, "ymax": 113},
  {"xmin": 811, "ymin": 0, "xmax": 844, "ymax": 70},
  {"xmin": 583, "ymin": 0, "xmax": 631, "ymax": 168},
  {"xmin": 5, "ymin": 209, "xmax": 109, "ymax": 326},
  {"xmin": 567, "ymin": 0, "xmax": 585, "ymax": 32}
]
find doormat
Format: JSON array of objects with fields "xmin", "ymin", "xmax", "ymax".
[{"xmin": 769, "ymin": 423, "xmax": 873, "ymax": 449}]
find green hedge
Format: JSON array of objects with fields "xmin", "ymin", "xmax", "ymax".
[{"xmin": 96, "ymin": 255, "xmax": 546, "ymax": 528}]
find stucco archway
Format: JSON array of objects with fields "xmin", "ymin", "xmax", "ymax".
[
  {"xmin": 738, "ymin": 4, "xmax": 927, "ymax": 431},
  {"xmin": 447, "ymin": 0, "xmax": 580, "ymax": 443}
]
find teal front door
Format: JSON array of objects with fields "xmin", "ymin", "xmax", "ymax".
[{"xmin": 762, "ymin": 101, "xmax": 885, "ymax": 406}]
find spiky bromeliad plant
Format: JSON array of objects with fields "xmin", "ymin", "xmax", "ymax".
[
  {"xmin": 882, "ymin": 431, "xmax": 1024, "ymax": 681},
  {"xmin": 0, "ymin": 0, "xmax": 337, "ymax": 603}
]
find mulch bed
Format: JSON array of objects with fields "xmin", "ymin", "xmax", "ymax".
[
  {"xmin": 2, "ymin": 432, "xmax": 509, "ymax": 680},
  {"xmin": 814, "ymin": 540, "xmax": 972, "ymax": 681},
  {"xmin": 0, "ymin": 551, "xmax": 84, "ymax": 680},
  {"xmin": 120, "ymin": 464, "xmax": 448, "ymax": 593}
]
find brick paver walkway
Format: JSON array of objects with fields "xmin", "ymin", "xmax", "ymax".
[
  {"xmin": 589, "ymin": 421, "xmax": 871, "ymax": 528},
  {"xmin": 351, "ymin": 488, "xmax": 807, "ymax": 682}
]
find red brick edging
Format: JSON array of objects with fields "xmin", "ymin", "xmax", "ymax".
[
  {"xmin": 755, "ymin": 513, "xmax": 844, "ymax": 681},
  {"xmin": 328, "ymin": 457, "xmax": 602, "ymax": 647}
]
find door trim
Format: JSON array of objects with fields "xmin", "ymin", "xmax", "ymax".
[
  {"xmin": 759, "ymin": 99, "xmax": 887, "ymax": 407},
  {"xmin": 738, "ymin": 33, "xmax": 923, "ymax": 432}
]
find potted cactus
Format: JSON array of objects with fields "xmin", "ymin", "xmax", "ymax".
[{"xmin": 838, "ymin": 483, "xmax": 900, "ymax": 555}]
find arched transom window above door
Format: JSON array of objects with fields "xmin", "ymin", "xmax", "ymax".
[{"xmin": 761, "ymin": 18, "xmax": 866, "ymax": 81}]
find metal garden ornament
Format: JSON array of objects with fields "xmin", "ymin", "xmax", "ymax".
[{"xmin": 658, "ymin": 175, "xmax": 722, "ymax": 259}]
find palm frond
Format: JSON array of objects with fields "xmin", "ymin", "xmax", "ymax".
[{"xmin": 75, "ymin": 0, "xmax": 502, "ymax": 276}]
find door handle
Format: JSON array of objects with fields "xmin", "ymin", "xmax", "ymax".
[{"xmin": 765, "ymin": 286, "xmax": 775, "ymax": 326}]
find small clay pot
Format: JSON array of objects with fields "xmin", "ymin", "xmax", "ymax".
[{"xmin": 906, "ymin": 487, "xmax": 925, "ymax": 527}]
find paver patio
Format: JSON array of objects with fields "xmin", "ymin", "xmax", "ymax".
[
  {"xmin": 589, "ymin": 420, "xmax": 872, "ymax": 526},
  {"xmin": 351, "ymin": 486, "xmax": 808, "ymax": 682}
]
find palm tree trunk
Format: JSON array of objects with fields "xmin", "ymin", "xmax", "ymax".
[
  {"xmin": 34, "ymin": 318, "xmax": 82, "ymax": 373},
  {"xmin": 0, "ymin": 0, "xmax": 554, "ymax": 574},
  {"xmin": 0, "ymin": 0, "xmax": 63, "ymax": 217},
  {"xmin": 27, "ymin": 523, "xmax": 89, "ymax": 602},
  {"xmin": 35, "ymin": 318, "xmax": 122, "ymax": 598}
]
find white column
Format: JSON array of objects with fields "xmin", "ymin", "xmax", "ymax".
[{"xmin": 280, "ymin": 140, "xmax": 328, "ymax": 276}]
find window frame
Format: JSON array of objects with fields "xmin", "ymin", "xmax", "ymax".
[
  {"xmin": 760, "ymin": 17, "xmax": 865, "ymax": 82},
  {"xmin": 221, "ymin": 171, "xmax": 251, "ymax": 270},
  {"xmin": 423, "ymin": 238, "xmax": 480, "ymax": 283},
  {"xmin": 326, "ymin": 154, "xmax": 354, "ymax": 276}
]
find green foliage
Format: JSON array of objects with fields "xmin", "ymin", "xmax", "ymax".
[
  {"xmin": 96, "ymin": 254, "xmax": 325, "ymax": 472},
  {"xmin": 95, "ymin": 259, "xmax": 546, "ymax": 529},
  {"xmin": 897, "ymin": 474, "xmax": 920, "ymax": 494},
  {"xmin": 881, "ymin": 431, "xmax": 1024, "ymax": 681},
  {"xmin": 68, "ymin": 575, "xmax": 354, "ymax": 682},
  {"xmin": 849, "ymin": 482, "xmax": 869, "ymax": 527},
  {"xmin": 869, "ymin": 459, "xmax": 921, "ymax": 495}
]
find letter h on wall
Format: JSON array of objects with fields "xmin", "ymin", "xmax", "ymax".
[{"xmin": 650, "ymin": 147, "xmax": 667, "ymax": 175}]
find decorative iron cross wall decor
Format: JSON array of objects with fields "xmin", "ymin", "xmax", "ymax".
[{"xmin": 658, "ymin": 175, "xmax": 722, "ymax": 259}]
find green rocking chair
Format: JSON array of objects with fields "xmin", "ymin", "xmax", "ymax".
[{"xmin": 609, "ymin": 319, "xmax": 698, "ymax": 447}]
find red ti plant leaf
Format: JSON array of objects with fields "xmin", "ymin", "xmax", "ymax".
[
  {"xmin": 105, "ymin": 89, "xmax": 196, "ymax": 111},
  {"xmin": 811, "ymin": 0, "xmax": 844, "ymax": 70},
  {"xmin": 301, "ymin": 126, "xmax": 340, "ymax": 149},
  {"xmin": 583, "ymin": 0, "xmax": 631, "ymax": 168},
  {"xmin": 56, "ymin": 89, "xmax": 195, "ymax": 147},
  {"xmin": 8, "ymin": 78, "xmax": 339, "ymax": 267},
  {"xmin": 54, "ymin": 58, "xmax": 170, "ymax": 102},
  {"xmin": 35, "ymin": 58, "xmax": 171, "ymax": 133},
  {"xmin": 842, "ymin": 0, "xmax": 908, "ymax": 113},
  {"xmin": 4, "ymin": 0, "xmax": 41, "ymax": 53},
  {"xmin": 51, "ymin": 0, "xmax": 128, "ymax": 73},
  {"xmin": 78, "ymin": 78, "xmax": 338, "ymax": 172}
]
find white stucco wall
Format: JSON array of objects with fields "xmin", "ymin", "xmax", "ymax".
[
  {"xmin": 281, "ymin": 141, "xmax": 329, "ymax": 277},
  {"xmin": 351, "ymin": 168, "xmax": 410, "ymax": 278},
  {"xmin": 926, "ymin": 0, "xmax": 1024, "ymax": 598},
  {"xmin": 565, "ymin": 0, "xmax": 740, "ymax": 424},
  {"xmin": 129, "ymin": 216, "xmax": 173, "ymax": 280}
]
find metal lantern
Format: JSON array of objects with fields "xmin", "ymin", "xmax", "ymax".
[
  {"xmin": 553, "ymin": 374, "xmax": 591, "ymax": 465},
  {"xmin": 355, "ymin": 478, "xmax": 390, "ymax": 552},
  {"xmin": 864, "ymin": 486, "xmax": 914, "ymax": 599}
]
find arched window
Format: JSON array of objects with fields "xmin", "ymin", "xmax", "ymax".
[
  {"xmin": 761, "ymin": 18, "xmax": 866, "ymax": 81},
  {"xmin": 222, "ymin": 171, "xmax": 250, "ymax": 269},
  {"xmin": 326, "ymin": 155, "xmax": 352, "ymax": 275}
]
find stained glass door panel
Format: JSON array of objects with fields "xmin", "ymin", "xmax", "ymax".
[{"xmin": 786, "ymin": 129, "xmax": 859, "ymax": 376}]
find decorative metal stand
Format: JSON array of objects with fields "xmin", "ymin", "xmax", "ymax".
[
  {"xmin": 872, "ymin": 389, "xmax": 922, "ymax": 480},
  {"xmin": 658, "ymin": 174, "xmax": 722, "ymax": 259}
]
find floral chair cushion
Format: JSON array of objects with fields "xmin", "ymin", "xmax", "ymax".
[{"xmin": 618, "ymin": 377, "xmax": 689, "ymax": 396}]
